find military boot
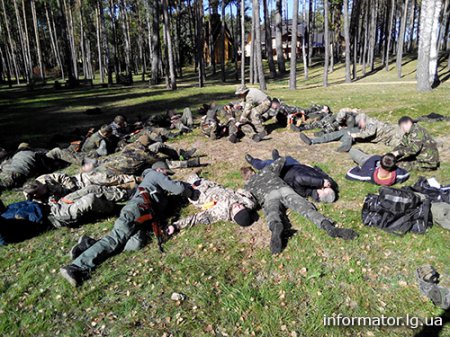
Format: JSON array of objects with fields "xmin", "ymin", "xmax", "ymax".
[
  {"xmin": 322, "ymin": 220, "xmax": 359, "ymax": 240},
  {"xmin": 69, "ymin": 235, "xmax": 97, "ymax": 260},
  {"xmin": 299, "ymin": 133, "xmax": 312, "ymax": 146},
  {"xmin": 269, "ymin": 221, "xmax": 283, "ymax": 255},
  {"xmin": 179, "ymin": 148, "xmax": 197, "ymax": 160},
  {"xmin": 60, "ymin": 264, "xmax": 90, "ymax": 287},
  {"xmin": 166, "ymin": 158, "xmax": 200, "ymax": 169}
]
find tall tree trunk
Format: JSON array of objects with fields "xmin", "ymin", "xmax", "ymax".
[
  {"xmin": 308, "ymin": 0, "xmax": 314, "ymax": 66},
  {"xmin": 21, "ymin": 0, "xmax": 33, "ymax": 80},
  {"xmin": 95, "ymin": 5, "xmax": 104, "ymax": 83},
  {"xmin": 429, "ymin": 0, "xmax": 443, "ymax": 86},
  {"xmin": 289, "ymin": 0, "xmax": 299, "ymax": 89},
  {"xmin": 63, "ymin": 0, "xmax": 78, "ymax": 79},
  {"xmin": 162, "ymin": 0, "xmax": 176, "ymax": 89},
  {"xmin": 98, "ymin": 0, "xmax": 112, "ymax": 85},
  {"xmin": 120, "ymin": 0, "xmax": 132, "ymax": 74},
  {"xmin": 2, "ymin": 0, "xmax": 20, "ymax": 84},
  {"xmin": 249, "ymin": 9, "xmax": 255, "ymax": 84},
  {"xmin": 197, "ymin": 0, "xmax": 206, "ymax": 87},
  {"xmin": 302, "ymin": 0, "xmax": 308, "ymax": 80},
  {"xmin": 220, "ymin": 0, "xmax": 226, "ymax": 82},
  {"xmin": 407, "ymin": 0, "xmax": 417, "ymax": 52},
  {"xmin": 397, "ymin": 0, "xmax": 409, "ymax": 78},
  {"xmin": 343, "ymin": 0, "xmax": 351, "ymax": 83},
  {"xmin": 240, "ymin": 0, "xmax": 245, "ymax": 84},
  {"xmin": 150, "ymin": 0, "xmax": 160, "ymax": 84},
  {"xmin": 385, "ymin": 0, "xmax": 395, "ymax": 70},
  {"xmin": 438, "ymin": 0, "xmax": 449, "ymax": 50},
  {"xmin": 31, "ymin": 0, "xmax": 44, "ymax": 81},
  {"xmin": 351, "ymin": 0, "xmax": 361, "ymax": 79},
  {"xmin": 323, "ymin": 0, "xmax": 329, "ymax": 87},
  {"xmin": 108, "ymin": 0, "xmax": 120, "ymax": 79},
  {"xmin": 208, "ymin": 2, "xmax": 216, "ymax": 73},
  {"xmin": 368, "ymin": 0, "xmax": 377, "ymax": 72},
  {"xmin": 275, "ymin": 0, "xmax": 286, "ymax": 73},
  {"xmin": 13, "ymin": 0, "xmax": 31, "ymax": 82},
  {"xmin": 79, "ymin": 1, "xmax": 88, "ymax": 79},
  {"xmin": 253, "ymin": 0, "xmax": 266, "ymax": 90},
  {"xmin": 417, "ymin": 0, "xmax": 437, "ymax": 91},
  {"xmin": 263, "ymin": 0, "xmax": 276, "ymax": 78}
]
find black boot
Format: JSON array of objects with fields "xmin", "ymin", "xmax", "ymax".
[
  {"xmin": 299, "ymin": 133, "xmax": 312, "ymax": 145},
  {"xmin": 69, "ymin": 235, "xmax": 97, "ymax": 260},
  {"xmin": 60, "ymin": 264, "xmax": 90, "ymax": 287},
  {"xmin": 269, "ymin": 222, "xmax": 284, "ymax": 255},
  {"xmin": 245, "ymin": 154, "xmax": 254, "ymax": 164},
  {"xmin": 322, "ymin": 220, "xmax": 359, "ymax": 240},
  {"xmin": 272, "ymin": 149, "xmax": 280, "ymax": 160},
  {"xmin": 336, "ymin": 143, "xmax": 352, "ymax": 153},
  {"xmin": 179, "ymin": 148, "xmax": 197, "ymax": 160}
]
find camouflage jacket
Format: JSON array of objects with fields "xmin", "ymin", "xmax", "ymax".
[
  {"xmin": 0, "ymin": 150, "xmax": 39, "ymax": 175},
  {"xmin": 351, "ymin": 117, "xmax": 402, "ymax": 146},
  {"xmin": 302, "ymin": 114, "xmax": 339, "ymax": 133},
  {"xmin": 240, "ymin": 88, "xmax": 270, "ymax": 121},
  {"xmin": 394, "ymin": 124, "xmax": 440, "ymax": 168},
  {"xmin": 244, "ymin": 157, "xmax": 288, "ymax": 206}
]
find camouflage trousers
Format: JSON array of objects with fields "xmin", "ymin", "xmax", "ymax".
[
  {"xmin": 72, "ymin": 199, "xmax": 150, "ymax": 270},
  {"xmin": 398, "ymin": 158, "xmax": 439, "ymax": 171},
  {"xmin": 0, "ymin": 170, "xmax": 25, "ymax": 189},
  {"xmin": 311, "ymin": 127, "xmax": 360, "ymax": 147},
  {"xmin": 431, "ymin": 202, "xmax": 450, "ymax": 230},
  {"xmin": 49, "ymin": 187, "xmax": 121, "ymax": 228},
  {"xmin": 249, "ymin": 101, "xmax": 271, "ymax": 134},
  {"xmin": 148, "ymin": 142, "xmax": 179, "ymax": 159},
  {"xmin": 174, "ymin": 202, "xmax": 229, "ymax": 229},
  {"xmin": 46, "ymin": 147, "xmax": 86, "ymax": 166},
  {"xmin": 263, "ymin": 187, "xmax": 328, "ymax": 232}
]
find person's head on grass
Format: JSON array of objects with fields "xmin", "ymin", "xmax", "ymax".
[{"xmin": 398, "ymin": 116, "xmax": 414, "ymax": 133}]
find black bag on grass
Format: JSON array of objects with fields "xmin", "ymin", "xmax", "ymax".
[{"xmin": 362, "ymin": 187, "xmax": 432, "ymax": 235}]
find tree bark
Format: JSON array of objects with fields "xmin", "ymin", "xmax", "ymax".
[
  {"xmin": 343, "ymin": 0, "xmax": 351, "ymax": 83},
  {"xmin": 31, "ymin": 0, "xmax": 44, "ymax": 81},
  {"xmin": 220, "ymin": 0, "xmax": 226, "ymax": 82},
  {"xmin": 289, "ymin": 0, "xmax": 299, "ymax": 89},
  {"xmin": 1, "ymin": 0, "xmax": 20, "ymax": 84},
  {"xmin": 263, "ymin": 0, "xmax": 276, "ymax": 78},
  {"xmin": 150, "ymin": 0, "xmax": 160, "ymax": 84},
  {"xmin": 162, "ymin": 0, "xmax": 176, "ymax": 89},
  {"xmin": 302, "ymin": 0, "xmax": 308, "ymax": 80},
  {"xmin": 429, "ymin": 0, "xmax": 443, "ymax": 86},
  {"xmin": 197, "ymin": 0, "xmax": 206, "ymax": 87},
  {"xmin": 323, "ymin": 0, "xmax": 329, "ymax": 87},
  {"xmin": 385, "ymin": 0, "xmax": 395, "ymax": 70},
  {"xmin": 13, "ymin": 0, "xmax": 31, "ymax": 82},
  {"xmin": 253, "ymin": 0, "xmax": 266, "ymax": 90},
  {"xmin": 95, "ymin": 5, "xmax": 104, "ymax": 83},
  {"xmin": 397, "ymin": 0, "xmax": 409, "ymax": 78},
  {"xmin": 275, "ymin": 0, "xmax": 286, "ymax": 73},
  {"xmin": 417, "ymin": 0, "xmax": 435, "ymax": 91}
]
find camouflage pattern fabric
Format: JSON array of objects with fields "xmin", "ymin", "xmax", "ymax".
[
  {"xmin": 394, "ymin": 124, "xmax": 440, "ymax": 170},
  {"xmin": 351, "ymin": 117, "xmax": 402, "ymax": 147},
  {"xmin": 244, "ymin": 158, "xmax": 331, "ymax": 230},
  {"xmin": 239, "ymin": 88, "xmax": 271, "ymax": 134},
  {"xmin": 46, "ymin": 147, "xmax": 86, "ymax": 166},
  {"xmin": 301, "ymin": 114, "xmax": 340, "ymax": 133},
  {"xmin": 0, "ymin": 150, "xmax": 42, "ymax": 189},
  {"xmin": 174, "ymin": 174, "xmax": 256, "ymax": 229}
]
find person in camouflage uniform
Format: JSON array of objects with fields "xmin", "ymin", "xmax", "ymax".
[
  {"xmin": 46, "ymin": 125, "xmax": 116, "ymax": 166},
  {"xmin": 23, "ymin": 181, "xmax": 125, "ymax": 228},
  {"xmin": 300, "ymin": 113, "xmax": 402, "ymax": 152},
  {"xmin": 416, "ymin": 265, "xmax": 449, "ymax": 310},
  {"xmin": 0, "ymin": 143, "xmax": 55, "ymax": 190},
  {"xmin": 168, "ymin": 108, "xmax": 194, "ymax": 132},
  {"xmin": 33, "ymin": 171, "xmax": 139, "ymax": 200},
  {"xmin": 200, "ymin": 103, "xmax": 230, "ymax": 140},
  {"xmin": 392, "ymin": 116, "xmax": 440, "ymax": 171},
  {"xmin": 241, "ymin": 157, "xmax": 358, "ymax": 254},
  {"xmin": 233, "ymin": 85, "xmax": 272, "ymax": 142},
  {"xmin": 59, "ymin": 161, "xmax": 196, "ymax": 287},
  {"xmin": 167, "ymin": 173, "xmax": 257, "ymax": 233},
  {"xmin": 297, "ymin": 107, "xmax": 360, "ymax": 136}
]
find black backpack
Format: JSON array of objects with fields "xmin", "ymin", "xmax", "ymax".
[
  {"xmin": 362, "ymin": 187, "xmax": 432, "ymax": 235},
  {"xmin": 411, "ymin": 177, "xmax": 450, "ymax": 203}
]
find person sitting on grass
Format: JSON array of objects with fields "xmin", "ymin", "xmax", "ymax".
[{"xmin": 345, "ymin": 149, "xmax": 409, "ymax": 186}]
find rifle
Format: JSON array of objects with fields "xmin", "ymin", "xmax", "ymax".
[{"xmin": 135, "ymin": 187, "xmax": 165, "ymax": 253}]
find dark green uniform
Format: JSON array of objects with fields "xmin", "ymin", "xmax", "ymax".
[{"xmin": 394, "ymin": 124, "xmax": 440, "ymax": 170}]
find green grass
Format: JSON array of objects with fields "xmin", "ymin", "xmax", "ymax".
[{"xmin": 0, "ymin": 56, "xmax": 449, "ymax": 336}]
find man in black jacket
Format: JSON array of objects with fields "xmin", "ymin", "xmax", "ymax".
[{"xmin": 245, "ymin": 150, "xmax": 337, "ymax": 203}]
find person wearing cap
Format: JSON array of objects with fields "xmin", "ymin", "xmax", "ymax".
[
  {"xmin": 392, "ymin": 116, "xmax": 440, "ymax": 171},
  {"xmin": 299, "ymin": 114, "xmax": 401, "ymax": 152},
  {"xmin": 231, "ymin": 85, "xmax": 271, "ymax": 142},
  {"xmin": 166, "ymin": 173, "xmax": 257, "ymax": 234},
  {"xmin": 345, "ymin": 149, "xmax": 410, "ymax": 186},
  {"xmin": 241, "ymin": 157, "xmax": 358, "ymax": 255},
  {"xmin": 60, "ymin": 161, "xmax": 197, "ymax": 287},
  {"xmin": 46, "ymin": 125, "xmax": 117, "ymax": 166},
  {"xmin": 245, "ymin": 150, "xmax": 338, "ymax": 204},
  {"xmin": 0, "ymin": 143, "xmax": 53, "ymax": 190}
]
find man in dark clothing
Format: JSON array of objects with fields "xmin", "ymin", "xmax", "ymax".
[
  {"xmin": 345, "ymin": 149, "xmax": 409, "ymax": 186},
  {"xmin": 241, "ymin": 157, "xmax": 358, "ymax": 255},
  {"xmin": 245, "ymin": 151, "xmax": 337, "ymax": 203},
  {"xmin": 60, "ymin": 161, "xmax": 196, "ymax": 287}
]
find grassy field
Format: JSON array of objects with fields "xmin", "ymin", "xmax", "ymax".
[{"xmin": 0, "ymin": 57, "xmax": 449, "ymax": 337}]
